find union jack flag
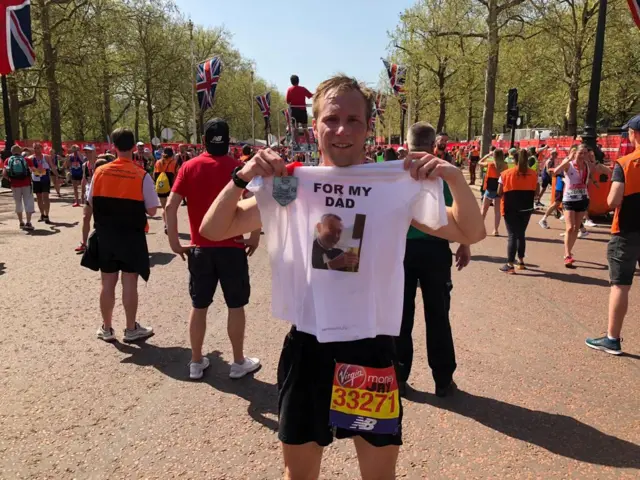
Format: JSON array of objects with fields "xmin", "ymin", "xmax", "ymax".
[
  {"xmin": 255, "ymin": 92, "xmax": 271, "ymax": 118},
  {"xmin": 196, "ymin": 56, "xmax": 222, "ymax": 111},
  {"xmin": 629, "ymin": 0, "xmax": 640, "ymax": 28},
  {"xmin": 370, "ymin": 108, "xmax": 377, "ymax": 132},
  {"xmin": 382, "ymin": 59, "xmax": 408, "ymax": 111},
  {"xmin": 0, "ymin": 0, "xmax": 35, "ymax": 75},
  {"xmin": 375, "ymin": 92, "xmax": 387, "ymax": 116}
]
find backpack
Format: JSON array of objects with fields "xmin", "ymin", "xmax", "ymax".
[
  {"xmin": 6, "ymin": 155, "xmax": 29, "ymax": 180},
  {"xmin": 154, "ymin": 160, "xmax": 173, "ymax": 194}
]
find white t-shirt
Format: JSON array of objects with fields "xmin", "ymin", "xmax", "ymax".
[{"xmin": 248, "ymin": 161, "xmax": 448, "ymax": 343}]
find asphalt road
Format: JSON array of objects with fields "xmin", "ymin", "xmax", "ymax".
[{"xmin": 0, "ymin": 181, "xmax": 638, "ymax": 480}]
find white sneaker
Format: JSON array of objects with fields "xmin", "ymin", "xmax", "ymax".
[
  {"xmin": 96, "ymin": 325, "xmax": 115, "ymax": 342},
  {"xmin": 559, "ymin": 215, "xmax": 565, "ymax": 221},
  {"xmin": 229, "ymin": 357, "xmax": 261, "ymax": 379},
  {"xmin": 578, "ymin": 230, "xmax": 589, "ymax": 239},
  {"xmin": 538, "ymin": 218, "xmax": 549, "ymax": 229},
  {"xmin": 189, "ymin": 357, "xmax": 210, "ymax": 380},
  {"xmin": 123, "ymin": 322, "xmax": 154, "ymax": 343},
  {"xmin": 584, "ymin": 219, "xmax": 597, "ymax": 227}
]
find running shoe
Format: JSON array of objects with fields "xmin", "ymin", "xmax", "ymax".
[
  {"xmin": 72, "ymin": 202, "xmax": 80, "ymax": 207},
  {"xmin": 19, "ymin": 221, "xmax": 25, "ymax": 229},
  {"xmin": 96, "ymin": 325, "xmax": 115, "ymax": 342},
  {"xmin": 44, "ymin": 216, "xmax": 51, "ymax": 225},
  {"xmin": 123, "ymin": 322, "xmax": 154, "ymax": 343},
  {"xmin": 585, "ymin": 336, "xmax": 622, "ymax": 355},
  {"xmin": 189, "ymin": 357, "xmax": 210, "ymax": 380},
  {"xmin": 229, "ymin": 357, "xmax": 261, "ymax": 379},
  {"xmin": 584, "ymin": 219, "xmax": 597, "ymax": 227},
  {"xmin": 499, "ymin": 264, "xmax": 515, "ymax": 274},
  {"xmin": 578, "ymin": 230, "xmax": 589, "ymax": 239},
  {"xmin": 539, "ymin": 218, "xmax": 549, "ymax": 229},
  {"xmin": 517, "ymin": 261, "xmax": 526, "ymax": 270},
  {"xmin": 554, "ymin": 210, "xmax": 561, "ymax": 219},
  {"xmin": 492, "ymin": 230, "xmax": 499, "ymax": 237},
  {"xmin": 535, "ymin": 201, "xmax": 545, "ymax": 207},
  {"xmin": 564, "ymin": 256, "xmax": 575, "ymax": 267},
  {"xmin": 37, "ymin": 215, "xmax": 45, "ymax": 222},
  {"xmin": 559, "ymin": 214, "xmax": 565, "ymax": 221},
  {"xmin": 23, "ymin": 223, "xmax": 34, "ymax": 231},
  {"xmin": 75, "ymin": 242, "xmax": 86, "ymax": 253}
]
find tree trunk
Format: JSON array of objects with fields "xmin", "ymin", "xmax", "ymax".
[
  {"xmin": 35, "ymin": 0, "xmax": 62, "ymax": 152},
  {"xmin": 134, "ymin": 99, "xmax": 140, "ymax": 140},
  {"xmin": 437, "ymin": 66, "xmax": 446, "ymax": 134},
  {"xmin": 413, "ymin": 68, "xmax": 421, "ymax": 124},
  {"xmin": 565, "ymin": 54, "xmax": 582, "ymax": 138},
  {"xmin": 7, "ymin": 76, "xmax": 20, "ymax": 141},
  {"xmin": 481, "ymin": 1, "xmax": 499, "ymax": 155},
  {"xmin": 20, "ymin": 111, "xmax": 28, "ymax": 140},
  {"xmin": 145, "ymin": 77, "xmax": 154, "ymax": 141},
  {"xmin": 467, "ymin": 95, "xmax": 473, "ymax": 141}
]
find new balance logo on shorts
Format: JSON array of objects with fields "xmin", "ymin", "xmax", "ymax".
[{"xmin": 350, "ymin": 417, "xmax": 377, "ymax": 431}]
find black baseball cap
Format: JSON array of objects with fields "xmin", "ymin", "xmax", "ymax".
[{"xmin": 204, "ymin": 118, "xmax": 230, "ymax": 155}]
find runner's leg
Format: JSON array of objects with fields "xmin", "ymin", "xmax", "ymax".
[
  {"xmin": 353, "ymin": 437, "xmax": 399, "ymax": 480},
  {"xmin": 160, "ymin": 196, "xmax": 167, "ymax": 227},
  {"xmin": 189, "ymin": 307, "xmax": 208, "ymax": 363},
  {"xmin": 608, "ymin": 285, "xmax": 630, "ymax": 339},
  {"xmin": 282, "ymin": 443, "xmax": 323, "ymax": 480},
  {"xmin": 35, "ymin": 193, "xmax": 44, "ymax": 217},
  {"xmin": 72, "ymin": 180, "xmax": 79, "ymax": 204},
  {"xmin": 121, "ymin": 272, "xmax": 139, "ymax": 330},
  {"xmin": 493, "ymin": 200, "xmax": 501, "ymax": 234},
  {"xmin": 81, "ymin": 207, "xmax": 91, "ymax": 245},
  {"xmin": 228, "ymin": 307, "xmax": 246, "ymax": 364},
  {"xmin": 42, "ymin": 192, "xmax": 50, "ymax": 217},
  {"xmin": 481, "ymin": 196, "xmax": 491, "ymax": 219},
  {"xmin": 100, "ymin": 272, "xmax": 119, "ymax": 330},
  {"xmin": 12, "ymin": 187, "xmax": 23, "ymax": 224}
]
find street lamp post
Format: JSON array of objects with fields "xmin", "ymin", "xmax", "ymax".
[{"xmin": 581, "ymin": 0, "xmax": 608, "ymax": 155}]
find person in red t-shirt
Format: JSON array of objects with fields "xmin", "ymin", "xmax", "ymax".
[
  {"xmin": 2, "ymin": 145, "xmax": 35, "ymax": 230},
  {"xmin": 165, "ymin": 118, "xmax": 262, "ymax": 381},
  {"xmin": 286, "ymin": 74, "xmax": 313, "ymax": 144}
]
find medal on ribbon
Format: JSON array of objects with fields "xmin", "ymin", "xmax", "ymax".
[{"xmin": 272, "ymin": 176, "xmax": 298, "ymax": 206}]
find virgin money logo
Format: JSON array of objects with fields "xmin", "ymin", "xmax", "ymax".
[{"xmin": 336, "ymin": 364, "xmax": 366, "ymax": 389}]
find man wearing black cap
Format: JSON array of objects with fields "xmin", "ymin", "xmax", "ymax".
[
  {"xmin": 165, "ymin": 118, "xmax": 262, "ymax": 380},
  {"xmin": 586, "ymin": 114, "xmax": 640, "ymax": 356}
]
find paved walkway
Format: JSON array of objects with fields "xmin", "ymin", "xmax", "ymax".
[{"xmin": 0, "ymin": 183, "xmax": 638, "ymax": 479}]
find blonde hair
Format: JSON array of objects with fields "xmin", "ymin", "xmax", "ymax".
[
  {"xmin": 312, "ymin": 74, "xmax": 374, "ymax": 123},
  {"xmin": 494, "ymin": 149, "xmax": 506, "ymax": 171}
]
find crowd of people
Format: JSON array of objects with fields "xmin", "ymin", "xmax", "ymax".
[{"xmin": 1, "ymin": 73, "xmax": 638, "ymax": 479}]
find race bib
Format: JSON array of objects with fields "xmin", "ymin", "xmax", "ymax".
[
  {"xmin": 566, "ymin": 187, "xmax": 587, "ymax": 200},
  {"xmin": 329, "ymin": 363, "xmax": 399, "ymax": 435}
]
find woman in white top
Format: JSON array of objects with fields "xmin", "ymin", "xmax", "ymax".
[{"xmin": 552, "ymin": 144, "xmax": 609, "ymax": 267}]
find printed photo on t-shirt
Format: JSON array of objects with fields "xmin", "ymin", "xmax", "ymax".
[{"xmin": 311, "ymin": 213, "xmax": 366, "ymax": 272}]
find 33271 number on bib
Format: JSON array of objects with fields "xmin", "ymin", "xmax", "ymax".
[{"xmin": 329, "ymin": 363, "xmax": 399, "ymax": 435}]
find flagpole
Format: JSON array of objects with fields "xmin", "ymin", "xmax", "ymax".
[
  {"xmin": 250, "ymin": 64, "xmax": 255, "ymax": 147},
  {"xmin": 188, "ymin": 20, "xmax": 198, "ymax": 143},
  {"xmin": 277, "ymin": 108, "xmax": 281, "ymax": 147}
]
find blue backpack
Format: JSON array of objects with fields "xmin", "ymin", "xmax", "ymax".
[{"xmin": 6, "ymin": 155, "xmax": 29, "ymax": 180}]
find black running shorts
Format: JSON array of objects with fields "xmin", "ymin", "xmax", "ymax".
[
  {"xmin": 32, "ymin": 179, "xmax": 50, "ymax": 194},
  {"xmin": 277, "ymin": 327, "xmax": 403, "ymax": 448},
  {"xmin": 290, "ymin": 107, "xmax": 308, "ymax": 125},
  {"xmin": 562, "ymin": 199, "xmax": 589, "ymax": 212},
  {"xmin": 187, "ymin": 247, "xmax": 250, "ymax": 309}
]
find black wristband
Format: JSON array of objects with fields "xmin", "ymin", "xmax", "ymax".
[{"xmin": 232, "ymin": 166, "xmax": 249, "ymax": 189}]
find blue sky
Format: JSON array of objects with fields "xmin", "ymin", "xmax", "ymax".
[{"xmin": 175, "ymin": 0, "xmax": 414, "ymax": 94}]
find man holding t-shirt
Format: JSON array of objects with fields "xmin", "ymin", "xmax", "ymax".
[{"xmin": 199, "ymin": 75, "xmax": 485, "ymax": 480}]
